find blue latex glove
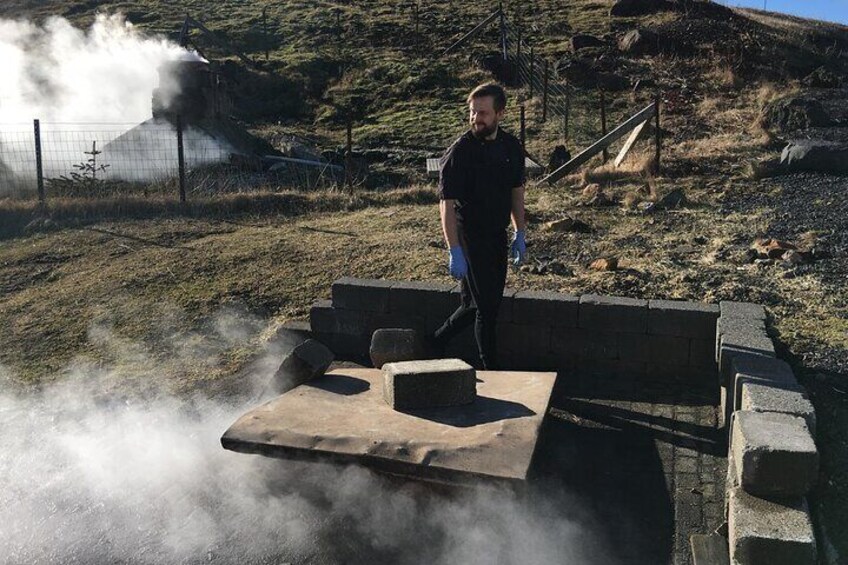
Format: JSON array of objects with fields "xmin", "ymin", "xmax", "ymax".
[
  {"xmin": 448, "ymin": 246, "xmax": 468, "ymax": 279},
  {"xmin": 511, "ymin": 229, "xmax": 527, "ymax": 266}
]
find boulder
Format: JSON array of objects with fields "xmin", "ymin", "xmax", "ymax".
[
  {"xmin": 271, "ymin": 338, "xmax": 335, "ymax": 394},
  {"xmin": 760, "ymin": 97, "xmax": 832, "ymax": 133},
  {"xmin": 547, "ymin": 145, "xmax": 572, "ymax": 171},
  {"xmin": 802, "ymin": 66, "xmax": 842, "ymax": 88},
  {"xmin": 369, "ymin": 328, "xmax": 425, "ymax": 369},
  {"xmin": 779, "ymin": 141, "xmax": 848, "ymax": 175},
  {"xmin": 619, "ymin": 29, "xmax": 660, "ymax": 55},
  {"xmin": 610, "ymin": 0, "xmax": 667, "ymax": 17}
]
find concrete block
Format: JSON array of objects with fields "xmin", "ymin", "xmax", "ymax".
[
  {"xmin": 719, "ymin": 326, "xmax": 776, "ymax": 386},
  {"xmin": 579, "ymin": 294, "xmax": 648, "ymax": 333},
  {"xmin": 513, "ymin": 290, "xmax": 579, "ymax": 327},
  {"xmin": 648, "ymin": 299, "xmax": 719, "ymax": 339},
  {"xmin": 720, "ymin": 301, "xmax": 767, "ymax": 322},
  {"xmin": 309, "ymin": 300, "xmax": 336, "ymax": 334},
  {"xmin": 740, "ymin": 382, "xmax": 816, "ymax": 437},
  {"xmin": 500, "ymin": 288, "xmax": 517, "ymax": 323},
  {"xmin": 720, "ymin": 385, "xmax": 730, "ymax": 430},
  {"xmin": 690, "ymin": 338, "xmax": 717, "ymax": 369},
  {"xmin": 732, "ymin": 356, "xmax": 797, "ymax": 412},
  {"xmin": 332, "ymin": 277, "xmax": 393, "ymax": 312},
  {"xmin": 271, "ymin": 339, "xmax": 335, "ymax": 394},
  {"xmin": 369, "ymin": 328, "xmax": 425, "ymax": 369},
  {"xmin": 732, "ymin": 410, "xmax": 818, "ymax": 498},
  {"xmin": 715, "ymin": 316, "xmax": 767, "ymax": 363},
  {"xmin": 498, "ymin": 322, "xmax": 552, "ymax": 359},
  {"xmin": 727, "ymin": 487, "xmax": 816, "ymax": 565},
  {"xmin": 577, "ymin": 330, "xmax": 619, "ymax": 360},
  {"xmin": 388, "ymin": 280, "xmax": 454, "ymax": 317},
  {"xmin": 690, "ymin": 532, "xmax": 730, "ymax": 565},
  {"xmin": 649, "ymin": 334, "xmax": 690, "ymax": 366},
  {"xmin": 382, "ymin": 359, "xmax": 476, "ymax": 410},
  {"xmin": 274, "ymin": 320, "xmax": 312, "ymax": 347},
  {"xmin": 616, "ymin": 332, "xmax": 650, "ymax": 363}
]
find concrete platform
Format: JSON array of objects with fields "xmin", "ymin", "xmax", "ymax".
[{"xmin": 221, "ymin": 368, "xmax": 557, "ymax": 485}]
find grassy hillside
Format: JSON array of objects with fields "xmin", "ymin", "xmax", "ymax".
[{"xmin": 2, "ymin": 0, "xmax": 848, "ymax": 560}]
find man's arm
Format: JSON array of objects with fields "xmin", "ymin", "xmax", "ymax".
[
  {"xmin": 440, "ymin": 199, "xmax": 460, "ymax": 247},
  {"xmin": 510, "ymin": 184, "xmax": 526, "ymax": 232}
]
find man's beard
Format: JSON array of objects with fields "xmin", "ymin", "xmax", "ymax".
[{"xmin": 471, "ymin": 122, "xmax": 497, "ymax": 139}]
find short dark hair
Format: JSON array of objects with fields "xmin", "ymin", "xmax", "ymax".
[{"xmin": 467, "ymin": 83, "xmax": 507, "ymax": 112}]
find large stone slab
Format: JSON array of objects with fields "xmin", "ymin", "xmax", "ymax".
[
  {"xmin": 732, "ymin": 410, "xmax": 818, "ymax": 498},
  {"xmin": 740, "ymin": 382, "xmax": 816, "ymax": 437},
  {"xmin": 369, "ymin": 328, "xmax": 424, "ymax": 369},
  {"xmin": 382, "ymin": 358, "xmax": 475, "ymax": 410},
  {"xmin": 648, "ymin": 299, "xmax": 719, "ymax": 340},
  {"xmin": 221, "ymin": 368, "xmax": 557, "ymax": 485},
  {"xmin": 331, "ymin": 277, "xmax": 393, "ymax": 313},
  {"xmin": 727, "ymin": 487, "xmax": 816, "ymax": 565}
]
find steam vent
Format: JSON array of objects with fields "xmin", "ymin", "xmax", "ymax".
[
  {"xmin": 106, "ymin": 59, "xmax": 278, "ymax": 169},
  {"xmin": 222, "ymin": 277, "xmax": 821, "ymax": 564}
]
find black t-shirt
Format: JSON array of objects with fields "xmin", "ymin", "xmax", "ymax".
[{"xmin": 438, "ymin": 128, "xmax": 525, "ymax": 234}]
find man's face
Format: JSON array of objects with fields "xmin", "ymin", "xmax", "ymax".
[{"xmin": 468, "ymin": 95, "xmax": 504, "ymax": 139}]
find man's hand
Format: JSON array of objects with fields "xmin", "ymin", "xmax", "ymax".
[
  {"xmin": 510, "ymin": 229, "xmax": 527, "ymax": 266},
  {"xmin": 449, "ymin": 246, "xmax": 468, "ymax": 279}
]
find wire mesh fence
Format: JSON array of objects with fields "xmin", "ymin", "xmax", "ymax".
[{"xmin": 0, "ymin": 119, "xmax": 344, "ymax": 201}]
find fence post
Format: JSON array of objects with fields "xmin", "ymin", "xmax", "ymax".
[
  {"xmin": 33, "ymin": 119, "xmax": 45, "ymax": 204},
  {"xmin": 529, "ymin": 47, "xmax": 535, "ymax": 97},
  {"xmin": 542, "ymin": 60, "xmax": 549, "ymax": 123},
  {"xmin": 413, "ymin": 1, "xmax": 419, "ymax": 35},
  {"xmin": 564, "ymin": 82, "xmax": 570, "ymax": 142},
  {"xmin": 516, "ymin": 28, "xmax": 522, "ymax": 86},
  {"xmin": 499, "ymin": 3, "xmax": 507, "ymax": 61},
  {"xmin": 176, "ymin": 114, "xmax": 186, "ymax": 203},
  {"xmin": 654, "ymin": 90, "xmax": 662, "ymax": 174},
  {"xmin": 345, "ymin": 119, "xmax": 353, "ymax": 192},
  {"xmin": 520, "ymin": 104, "xmax": 526, "ymax": 149},
  {"xmin": 600, "ymin": 88, "xmax": 608, "ymax": 164},
  {"xmin": 262, "ymin": 7, "xmax": 269, "ymax": 61}
]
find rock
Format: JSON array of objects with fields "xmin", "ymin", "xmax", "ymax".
[
  {"xmin": 556, "ymin": 57, "xmax": 596, "ymax": 88},
  {"xmin": 750, "ymin": 238, "xmax": 797, "ymax": 260},
  {"xmin": 382, "ymin": 358, "xmax": 476, "ymax": 410},
  {"xmin": 782, "ymin": 250, "xmax": 806, "ymax": 266},
  {"xmin": 802, "ymin": 66, "xmax": 842, "ymax": 88},
  {"xmin": 643, "ymin": 188, "xmax": 685, "ymax": 213},
  {"xmin": 548, "ymin": 145, "xmax": 572, "ymax": 171},
  {"xmin": 546, "ymin": 217, "xmax": 593, "ymax": 233},
  {"xmin": 618, "ymin": 29, "xmax": 660, "ymax": 55},
  {"xmin": 369, "ymin": 328, "xmax": 425, "ymax": 369},
  {"xmin": 760, "ymin": 97, "xmax": 832, "ymax": 133},
  {"xmin": 589, "ymin": 257, "xmax": 619, "ymax": 271},
  {"xmin": 596, "ymin": 72, "xmax": 630, "ymax": 91},
  {"xmin": 571, "ymin": 34, "xmax": 606, "ymax": 51},
  {"xmin": 610, "ymin": 0, "xmax": 666, "ymax": 17},
  {"xmin": 271, "ymin": 339, "xmax": 335, "ymax": 394},
  {"xmin": 779, "ymin": 141, "xmax": 848, "ymax": 175}
]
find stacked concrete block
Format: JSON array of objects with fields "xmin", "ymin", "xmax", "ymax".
[
  {"xmin": 731, "ymin": 411, "xmax": 818, "ymax": 498},
  {"xmin": 740, "ymin": 382, "xmax": 816, "ymax": 437},
  {"xmin": 727, "ymin": 487, "xmax": 816, "ymax": 565},
  {"xmin": 382, "ymin": 358, "xmax": 476, "ymax": 410},
  {"xmin": 369, "ymin": 328, "xmax": 425, "ymax": 369},
  {"xmin": 270, "ymin": 338, "xmax": 335, "ymax": 394},
  {"xmin": 721, "ymin": 355, "xmax": 798, "ymax": 432}
]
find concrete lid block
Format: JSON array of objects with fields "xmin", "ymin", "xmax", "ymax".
[
  {"xmin": 271, "ymin": 338, "xmax": 335, "ymax": 394},
  {"xmin": 732, "ymin": 411, "xmax": 818, "ymax": 498},
  {"xmin": 740, "ymin": 382, "xmax": 816, "ymax": 437},
  {"xmin": 369, "ymin": 328, "xmax": 425, "ymax": 369},
  {"xmin": 579, "ymin": 294, "xmax": 648, "ymax": 333},
  {"xmin": 731, "ymin": 355, "xmax": 796, "ymax": 410},
  {"xmin": 383, "ymin": 358, "xmax": 476, "ymax": 410},
  {"xmin": 728, "ymin": 487, "xmax": 816, "ymax": 565},
  {"xmin": 389, "ymin": 280, "xmax": 455, "ymax": 316}
]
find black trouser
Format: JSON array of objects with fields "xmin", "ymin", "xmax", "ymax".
[{"xmin": 433, "ymin": 226, "xmax": 508, "ymax": 369}]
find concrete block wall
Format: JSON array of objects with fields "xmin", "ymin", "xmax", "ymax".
[
  {"xmin": 310, "ymin": 277, "xmax": 720, "ymax": 394},
  {"xmin": 717, "ymin": 301, "xmax": 820, "ymax": 565}
]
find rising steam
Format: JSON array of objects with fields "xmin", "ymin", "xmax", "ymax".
[{"xmin": 0, "ymin": 309, "xmax": 612, "ymax": 564}]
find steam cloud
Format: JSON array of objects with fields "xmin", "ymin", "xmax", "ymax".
[
  {"xmin": 0, "ymin": 14, "xmax": 229, "ymax": 191},
  {"xmin": 0, "ymin": 309, "xmax": 613, "ymax": 564}
]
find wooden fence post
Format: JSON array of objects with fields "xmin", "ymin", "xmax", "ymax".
[
  {"xmin": 655, "ymin": 90, "xmax": 662, "ymax": 174},
  {"xmin": 33, "ymin": 119, "xmax": 44, "ymax": 204},
  {"xmin": 600, "ymin": 88, "xmax": 608, "ymax": 164},
  {"xmin": 564, "ymin": 81, "xmax": 570, "ymax": 142},
  {"xmin": 345, "ymin": 119, "xmax": 353, "ymax": 192},
  {"xmin": 542, "ymin": 60, "xmax": 549, "ymax": 122}
]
